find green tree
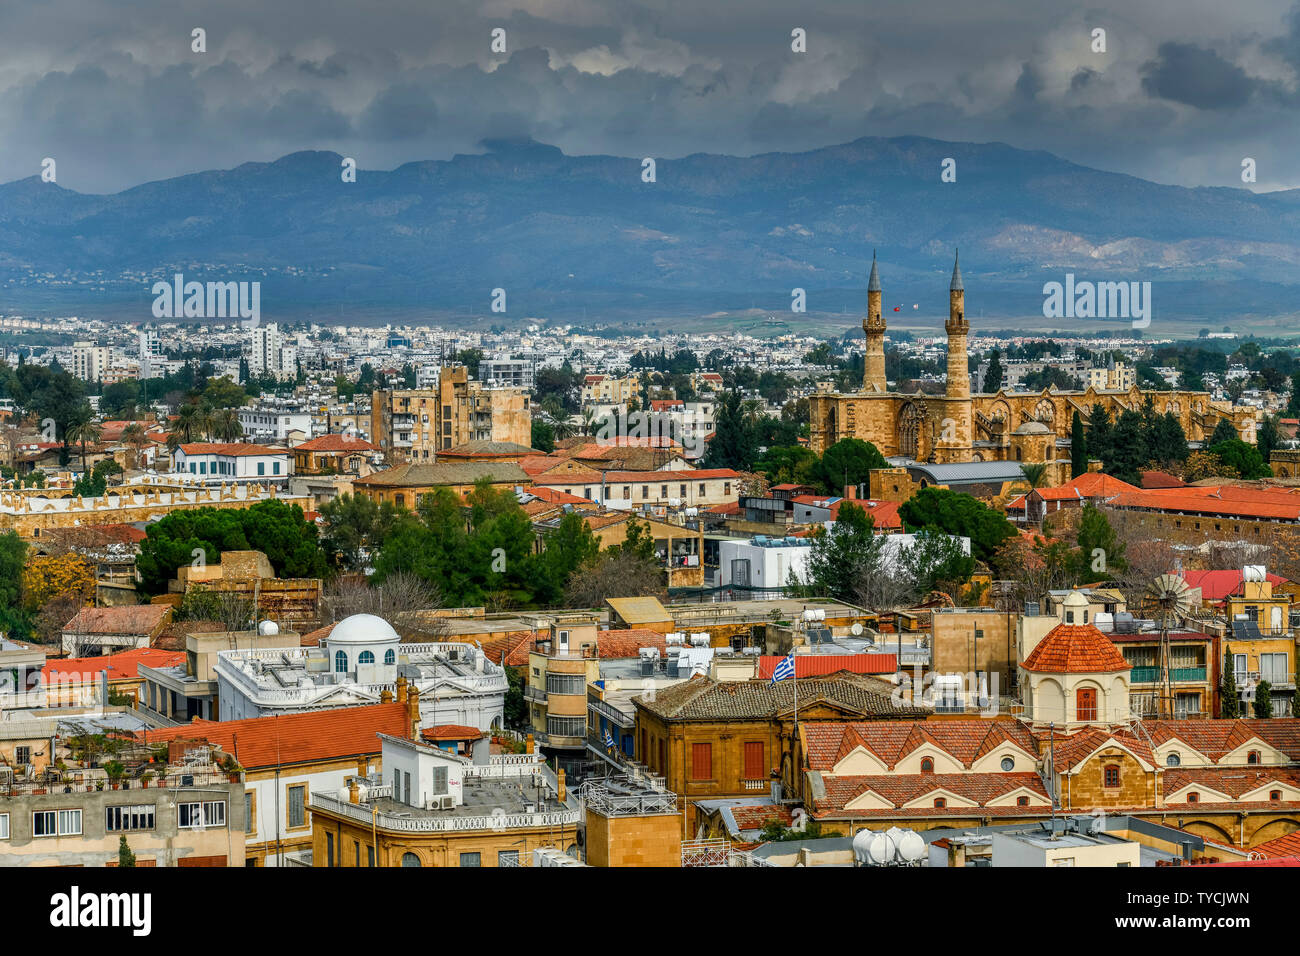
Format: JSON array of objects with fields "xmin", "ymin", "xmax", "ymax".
[
  {"xmin": 1105, "ymin": 409, "xmax": 1147, "ymax": 485},
  {"xmin": 984, "ymin": 349, "xmax": 1004, "ymax": 392},
  {"xmin": 0, "ymin": 531, "xmax": 27, "ymax": 611},
  {"xmin": 1210, "ymin": 418, "xmax": 1238, "ymax": 446},
  {"xmin": 1148, "ymin": 413, "xmax": 1189, "ymax": 467},
  {"xmin": 812, "ymin": 438, "xmax": 888, "ymax": 496},
  {"xmin": 1070, "ymin": 411, "xmax": 1087, "ymax": 479},
  {"xmin": 703, "ymin": 391, "xmax": 760, "ymax": 471},
  {"xmin": 614, "ymin": 517, "xmax": 657, "ymax": 562},
  {"xmin": 66, "ymin": 419, "xmax": 102, "ymax": 473},
  {"xmin": 318, "ymin": 493, "xmax": 400, "ymax": 571},
  {"xmin": 117, "ymin": 835, "xmax": 136, "ymax": 868},
  {"xmin": 754, "ymin": 445, "xmax": 818, "ymax": 486},
  {"xmin": 802, "ymin": 501, "xmax": 885, "ymax": 601},
  {"xmin": 1019, "ymin": 463, "xmax": 1049, "ymax": 488},
  {"xmin": 1221, "ymin": 646, "xmax": 1239, "ymax": 718},
  {"xmin": 530, "ymin": 419, "xmax": 555, "ymax": 454},
  {"xmin": 1210, "ymin": 439, "xmax": 1272, "ymax": 479},
  {"xmin": 536, "ymin": 512, "xmax": 601, "ymax": 605},
  {"xmin": 899, "ymin": 529, "xmax": 975, "ymax": 595},
  {"xmin": 1085, "ymin": 404, "xmax": 1114, "ymax": 473},
  {"xmin": 1257, "ymin": 414, "xmax": 1280, "ymax": 462},
  {"xmin": 898, "ymin": 487, "xmax": 1015, "ymax": 563},
  {"xmin": 1073, "ymin": 504, "xmax": 1126, "ymax": 580},
  {"xmin": 1255, "ymin": 679, "xmax": 1273, "ymax": 719}
]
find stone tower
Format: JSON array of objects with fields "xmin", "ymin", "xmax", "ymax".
[
  {"xmin": 862, "ymin": 252, "xmax": 887, "ymax": 393},
  {"xmin": 945, "ymin": 250, "xmax": 970, "ymax": 400}
]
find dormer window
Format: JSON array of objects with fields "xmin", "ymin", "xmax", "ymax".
[
  {"xmin": 1248, "ymin": 750, "xmax": 1260, "ymax": 765},
  {"xmin": 920, "ymin": 758, "xmax": 934, "ymax": 773},
  {"xmin": 933, "ymin": 797, "xmax": 946, "ymax": 808},
  {"xmin": 1271, "ymin": 790, "xmax": 1282, "ymax": 802},
  {"xmin": 1187, "ymin": 792, "xmax": 1199, "ymax": 803},
  {"xmin": 1016, "ymin": 796, "xmax": 1030, "ymax": 807}
]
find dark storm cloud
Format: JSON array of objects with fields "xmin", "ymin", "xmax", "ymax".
[
  {"xmin": 1140, "ymin": 42, "xmax": 1260, "ymax": 109},
  {"xmin": 1, "ymin": 0, "xmax": 1299, "ymax": 192}
]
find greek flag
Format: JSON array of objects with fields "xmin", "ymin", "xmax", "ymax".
[
  {"xmin": 771, "ymin": 652, "xmax": 796, "ymax": 685},
  {"xmin": 604, "ymin": 730, "xmax": 615, "ymax": 748}
]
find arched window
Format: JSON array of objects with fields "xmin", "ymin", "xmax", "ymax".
[
  {"xmin": 334, "ymin": 650, "xmax": 348, "ymax": 673},
  {"xmin": 933, "ymin": 797, "xmax": 946, "ymax": 808},
  {"xmin": 1016, "ymin": 796, "xmax": 1030, "ymax": 807},
  {"xmin": 1077, "ymin": 688, "xmax": 1098, "ymax": 722},
  {"xmin": 401, "ymin": 852, "xmax": 421, "ymax": 867},
  {"xmin": 1166, "ymin": 753, "xmax": 1181, "ymax": 767},
  {"xmin": 384, "ymin": 649, "xmax": 396, "ymax": 665},
  {"xmin": 920, "ymin": 758, "xmax": 934, "ymax": 773},
  {"xmin": 1000, "ymin": 757, "xmax": 1015, "ymax": 772},
  {"xmin": 1270, "ymin": 790, "xmax": 1282, "ymax": 802},
  {"xmin": 358, "ymin": 651, "xmax": 375, "ymax": 665},
  {"xmin": 1247, "ymin": 750, "xmax": 1260, "ymax": 765},
  {"xmin": 1103, "ymin": 765, "xmax": 1120, "ymax": 788},
  {"xmin": 1187, "ymin": 791, "xmax": 1199, "ymax": 803}
]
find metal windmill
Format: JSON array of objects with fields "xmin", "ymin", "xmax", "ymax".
[{"xmin": 1143, "ymin": 574, "xmax": 1194, "ymax": 719}]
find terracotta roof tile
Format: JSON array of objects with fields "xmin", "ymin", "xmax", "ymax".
[
  {"xmin": 1021, "ymin": 622, "xmax": 1130, "ymax": 673},
  {"xmin": 64, "ymin": 605, "xmax": 171, "ymax": 635},
  {"xmin": 138, "ymin": 703, "xmax": 411, "ymax": 769},
  {"xmin": 756, "ymin": 654, "xmax": 897, "ymax": 679},
  {"xmin": 43, "ymin": 647, "xmax": 184, "ymax": 682}
]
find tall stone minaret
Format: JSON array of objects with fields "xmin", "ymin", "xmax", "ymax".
[
  {"xmin": 862, "ymin": 251, "xmax": 886, "ymax": 393},
  {"xmin": 945, "ymin": 250, "xmax": 970, "ymax": 400}
]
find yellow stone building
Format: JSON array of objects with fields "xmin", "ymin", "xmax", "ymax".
[{"xmin": 809, "ymin": 253, "xmax": 1252, "ymax": 468}]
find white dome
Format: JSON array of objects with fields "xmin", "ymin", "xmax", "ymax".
[
  {"xmin": 328, "ymin": 613, "xmax": 400, "ymax": 645},
  {"xmin": 1063, "ymin": 589, "xmax": 1089, "ymax": 609}
]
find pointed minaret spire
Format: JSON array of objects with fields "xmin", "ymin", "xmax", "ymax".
[
  {"xmin": 949, "ymin": 248, "xmax": 964, "ymax": 292},
  {"xmin": 867, "ymin": 250, "xmax": 881, "ymax": 292}
]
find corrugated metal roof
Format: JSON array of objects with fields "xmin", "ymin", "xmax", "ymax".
[{"xmin": 906, "ymin": 461, "xmax": 1028, "ymax": 483}]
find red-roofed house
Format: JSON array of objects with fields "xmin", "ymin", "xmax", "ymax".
[
  {"xmin": 42, "ymin": 647, "xmax": 184, "ymax": 707},
  {"xmin": 62, "ymin": 604, "xmax": 173, "ymax": 657},
  {"xmin": 1023, "ymin": 472, "xmax": 1140, "ymax": 524},
  {"xmin": 1020, "ymin": 590, "xmax": 1131, "ymax": 727},
  {"xmin": 292, "ymin": 433, "xmax": 381, "ymax": 476},
  {"xmin": 174, "ymin": 442, "xmax": 292, "ymax": 486},
  {"xmin": 142, "ymin": 701, "xmax": 416, "ymax": 865}
]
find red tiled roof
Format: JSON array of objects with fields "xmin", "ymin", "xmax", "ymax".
[
  {"xmin": 802, "ymin": 720, "xmax": 1040, "ymax": 772},
  {"xmin": 479, "ymin": 630, "xmax": 542, "ymax": 667},
  {"xmin": 1033, "ymin": 472, "xmax": 1140, "ymax": 502},
  {"xmin": 1245, "ymin": 831, "xmax": 1300, "ymax": 860},
  {"xmin": 756, "ymin": 654, "xmax": 896, "ymax": 679},
  {"xmin": 1141, "ymin": 470, "xmax": 1187, "ymax": 489},
  {"xmin": 64, "ymin": 604, "xmax": 171, "ymax": 636},
  {"xmin": 730, "ymin": 804, "xmax": 793, "ymax": 831},
  {"xmin": 178, "ymin": 442, "xmax": 286, "ymax": 457},
  {"xmin": 1109, "ymin": 484, "xmax": 1300, "ymax": 521},
  {"xmin": 528, "ymin": 486, "xmax": 593, "ymax": 504},
  {"xmin": 597, "ymin": 629, "xmax": 668, "ymax": 658},
  {"xmin": 295, "ymin": 434, "xmax": 380, "ymax": 452},
  {"xmin": 814, "ymin": 772, "xmax": 1050, "ymax": 818},
  {"xmin": 1021, "ymin": 622, "xmax": 1130, "ymax": 673},
  {"xmin": 1181, "ymin": 569, "xmax": 1287, "ymax": 601},
  {"xmin": 138, "ymin": 703, "xmax": 411, "ymax": 769},
  {"xmin": 43, "ymin": 647, "xmax": 184, "ymax": 683}
]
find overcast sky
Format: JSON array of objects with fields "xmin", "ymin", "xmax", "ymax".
[{"xmin": 5, "ymin": 0, "xmax": 1300, "ymax": 194}]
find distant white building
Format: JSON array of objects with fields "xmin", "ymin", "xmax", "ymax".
[
  {"xmin": 238, "ymin": 408, "xmax": 313, "ymax": 443},
  {"xmin": 138, "ymin": 329, "xmax": 163, "ymax": 379},
  {"xmin": 215, "ymin": 614, "xmax": 507, "ymax": 731},
  {"xmin": 249, "ymin": 322, "xmax": 297, "ymax": 380},
  {"xmin": 719, "ymin": 533, "xmax": 971, "ymax": 591},
  {"xmin": 71, "ymin": 341, "xmax": 110, "ymax": 383}
]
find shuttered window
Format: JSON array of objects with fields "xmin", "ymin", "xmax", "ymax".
[
  {"xmin": 743, "ymin": 741, "xmax": 765, "ymax": 780},
  {"xmin": 691, "ymin": 743, "xmax": 712, "ymax": 781}
]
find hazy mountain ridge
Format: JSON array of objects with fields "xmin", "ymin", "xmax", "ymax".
[{"xmin": 1, "ymin": 135, "xmax": 1299, "ymax": 323}]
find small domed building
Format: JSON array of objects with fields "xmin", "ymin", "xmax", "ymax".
[{"xmin": 1020, "ymin": 590, "xmax": 1131, "ymax": 727}]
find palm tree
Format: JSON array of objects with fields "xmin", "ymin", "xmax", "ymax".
[
  {"xmin": 1019, "ymin": 462, "xmax": 1050, "ymax": 488},
  {"xmin": 66, "ymin": 420, "xmax": 102, "ymax": 473},
  {"xmin": 209, "ymin": 408, "xmax": 243, "ymax": 442}
]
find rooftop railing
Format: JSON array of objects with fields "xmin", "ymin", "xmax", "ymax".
[{"xmin": 310, "ymin": 791, "xmax": 579, "ymax": 833}]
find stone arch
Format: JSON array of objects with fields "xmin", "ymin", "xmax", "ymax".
[
  {"xmin": 1034, "ymin": 677, "xmax": 1064, "ymax": 724},
  {"xmin": 1279, "ymin": 466, "xmax": 1291, "ymax": 478},
  {"xmin": 1035, "ymin": 399, "xmax": 1055, "ymax": 423},
  {"xmin": 972, "ymin": 452, "xmax": 984, "ymax": 462},
  {"xmin": 899, "ymin": 402, "xmax": 924, "ymax": 460},
  {"xmin": 1247, "ymin": 817, "xmax": 1300, "ymax": 846},
  {"xmin": 1178, "ymin": 819, "xmax": 1234, "ymax": 846}
]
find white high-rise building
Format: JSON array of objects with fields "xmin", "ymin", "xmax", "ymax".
[
  {"xmin": 249, "ymin": 322, "xmax": 295, "ymax": 380},
  {"xmin": 71, "ymin": 341, "xmax": 110, "ymax": 383},
  {"xmin": 138, "ymin": 329, "xmax": 162, "ymax": 378}
]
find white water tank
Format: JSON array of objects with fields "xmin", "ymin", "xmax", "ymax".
[
  {"xmin": 895, "ymin": 829, "xmax": 926, "ymax": 864},
  {"xmin": 258, "ymin": 620, "xmax": 280, "ymax": 636}
]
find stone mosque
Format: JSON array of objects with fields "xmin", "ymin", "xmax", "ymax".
[{"xmin": 808, "ymin": 253, "xmax": 1255, "ymax": 480}]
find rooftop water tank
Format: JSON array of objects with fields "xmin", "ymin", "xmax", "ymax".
[{"xmin": 258, "ymin": 620, "xmax": 280, "ymax": 636}]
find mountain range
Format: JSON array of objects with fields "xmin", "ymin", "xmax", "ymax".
[{"xmin": 2, "ymin": 135, "xmax": 1300, "ymax": 331}]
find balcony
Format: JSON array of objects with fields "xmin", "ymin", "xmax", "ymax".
[
  {"xmin": 1171, "ymin": 667, "xmax": 1207, "ymax": 682},
  {"xmin": 1130, "ymin": 666, "xmax": 1159, "ymax": 684}
]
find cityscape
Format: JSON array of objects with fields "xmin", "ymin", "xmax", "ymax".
[{"xmin": 3, "ymin": 0, "xmax": 1300, "ymax": 930}]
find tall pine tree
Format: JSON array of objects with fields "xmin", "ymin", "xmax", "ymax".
[
  {"xmin": 1070, "ymin": 411, "xmax": 1087, "ymax": 478},
  {"xmin": 1221, "ymin": 645, "xmax": 1239, "ymax": 719}
]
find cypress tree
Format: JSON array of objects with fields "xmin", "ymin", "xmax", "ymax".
[
  {"xmin": 1221, "ymin": 645, "xmax": 1239, "ymax": 719},
  {"xmin": 1070, "ymin": 411, "xmax": 1087, "ymax": 478}
]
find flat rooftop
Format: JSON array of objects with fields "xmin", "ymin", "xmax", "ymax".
[{"xmin": 370, "ymin": 776, "xmax": 568, "ymax": 819}]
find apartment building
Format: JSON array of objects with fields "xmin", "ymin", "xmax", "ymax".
[
  {"xmin": 581, "ymin": 374, "xmax": 639, "ymax": 406},
  {"xmin": 173, "ymin": 442, "xmax": 293, "ymax": 486},
  {"xmin": 71, "ymin": 341, "xmax": 110, "ymax": 383},
  {"xmin": 370, "ymin": 365, "xmax": 531, "ymax": 463}
]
